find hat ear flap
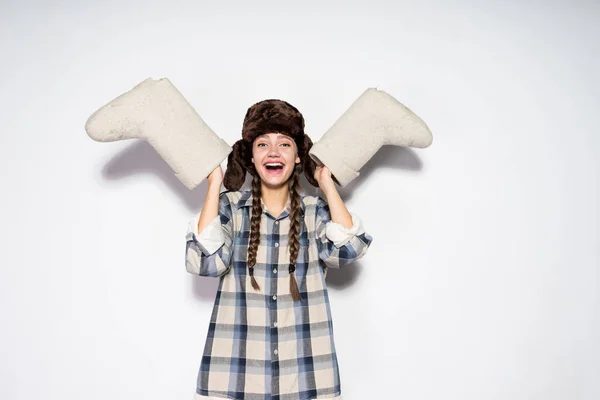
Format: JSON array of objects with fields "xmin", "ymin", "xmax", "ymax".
[
  {"xmin": 224, "ymin": 139, "xmax": 249, "ymax": 191},
  {"xmin": 301, "ymin": 134, "xmax": 319, "ymax": 187}
]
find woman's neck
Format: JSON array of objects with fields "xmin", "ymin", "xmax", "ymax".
[{"xmin": 260, "ymin": 184, "xmax": 290, "ymax": 217}]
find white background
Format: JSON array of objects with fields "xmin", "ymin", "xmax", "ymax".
[{"xmin": 1, "ymin": 0, "xmax": 598, "ymax": 399}]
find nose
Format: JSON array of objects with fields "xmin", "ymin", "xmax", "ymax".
[{"xmin": 267, "ymin": 148, "xmax": 281, "ymax": 157}]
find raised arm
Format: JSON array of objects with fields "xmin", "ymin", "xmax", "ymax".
[
  {"xmin": 313, "ymin": 166, "xmax": 373, "ymax": 268},
  {"xmin": 185, "ymin": 166, "xmax": 233, "ymax": 277}
]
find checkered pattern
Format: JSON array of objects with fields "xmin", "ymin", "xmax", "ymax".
[{"xmin": 185, "ymin": 190, "xmax": 373, "ymax": 400}]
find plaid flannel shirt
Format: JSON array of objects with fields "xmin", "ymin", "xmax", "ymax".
[{"xmin": 185, "ymin": 190, "xmax": 373, "ymax": 400}]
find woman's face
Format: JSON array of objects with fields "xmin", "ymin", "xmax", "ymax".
[{"xmin": 252, "ymin": 133, "xmax": 301, "ymax": 189}]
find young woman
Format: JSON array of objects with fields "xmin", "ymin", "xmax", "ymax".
[{"xmin": 185, "ymin": 99, "xmax": 373, "ymax": 400}]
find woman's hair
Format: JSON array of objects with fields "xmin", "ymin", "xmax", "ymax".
[{"xmin": 223, "ymin": 99, "xmax": 318, "ymax": 302}]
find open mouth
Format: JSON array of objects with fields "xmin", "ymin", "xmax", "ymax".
[{"xmin": 264, "ymin": 162, "xmax": 284, "ymax": 175}]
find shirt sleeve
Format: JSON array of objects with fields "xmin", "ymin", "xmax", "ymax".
[
  {"xmin": 315, "ymin": 197, "xmax": 373, "ymax": 268},
  {"xmin": 188, "ymin": 213, "xmax": 226, "ymax": 254},
  {"xmin": 185, "ymin": 192, "xmax": 234, "ymax": 277}
]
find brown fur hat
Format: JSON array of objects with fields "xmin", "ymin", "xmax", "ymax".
[{"xmin": 223, "ymin": 99, "xmax": 319, "ymax": 190}]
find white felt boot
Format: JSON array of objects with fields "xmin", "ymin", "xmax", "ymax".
[
  {"xmin": 309, "ymin": 88, "xmax": 433, "ymax": 187},
  {"xmin": 85, "ymin": 77, "xmax": 232, "ymax": 190}
]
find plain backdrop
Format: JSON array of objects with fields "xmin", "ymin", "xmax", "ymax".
[{"xmin": 0, "ymin": 0, "xmax": 598, "ymax": 399}]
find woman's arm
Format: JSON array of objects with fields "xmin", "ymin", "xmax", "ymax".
[
  {"xmin": 314, "ymin": 165, "xmax": 353, "ymax": 228},
  {"xmin": 197, "ymin": 165, "xmax": 223, "ymax": 233},
  {"xmin": 314, "ymin": 166, "xmax": 373, "ymax": 268},
  {"xmin": 185, "ymin": 165, "xmax": 233, "ymax": 277}
]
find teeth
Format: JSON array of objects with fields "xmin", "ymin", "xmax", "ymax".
[{"xmin": 265, "ymin": 163, "xmax": 283, "ymax": 166}]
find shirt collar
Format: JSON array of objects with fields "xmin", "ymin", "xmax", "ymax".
[{"xmin": 236, "ymin": 190, "xmax": 306, "ymax": 213}]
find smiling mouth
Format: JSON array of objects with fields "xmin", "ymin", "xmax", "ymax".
[{"xmin": 264, "ymin": 163, "xmax": 284, "ymax": 174}]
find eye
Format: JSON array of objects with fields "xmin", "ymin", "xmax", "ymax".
[
  {"xmin": 257, "ymin": 143, "xmax": 267, "ymax": 147},
  {"xmin": 280, "ymin": 143, "xmax": 291, "ymax": 147}
]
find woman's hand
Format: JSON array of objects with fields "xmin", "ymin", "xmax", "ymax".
[
  {"xmin": 207, "ymin": 164, "xmax": 223, "ymax": 187},
  {"xmin": 314, "ymin": 165, "xmax": 335, "ymax": 193}
]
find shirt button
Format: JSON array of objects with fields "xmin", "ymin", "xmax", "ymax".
[
  {"xmin": 274, "ymin": 322, "xmax": 278, "ymax": 327},
  {"xmin": 274, "ymin": 242, "xmax": 279, "ymax": 247},
  {"xmin": 274, "ymin": 221, "xmax": 279, "ymax": 225},
  {"xmin": 274, "ymin": 349, "xmax": 278, "ymax": 355},
  {"xmin": 272, "ymin": 295, "xmax": 277, "ymax": 300},
  {"xmin": 273, "ymin": 268, "xmax": 277, "ymax": 274}
]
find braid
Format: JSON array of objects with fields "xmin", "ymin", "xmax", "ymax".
[
  {"xmin": 288, "ymin": 165, "xmax": 302, "ymax": 302},
  {"xmin": 247, "ymin": 173, "xmax": 262, "ymax": 291}
]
